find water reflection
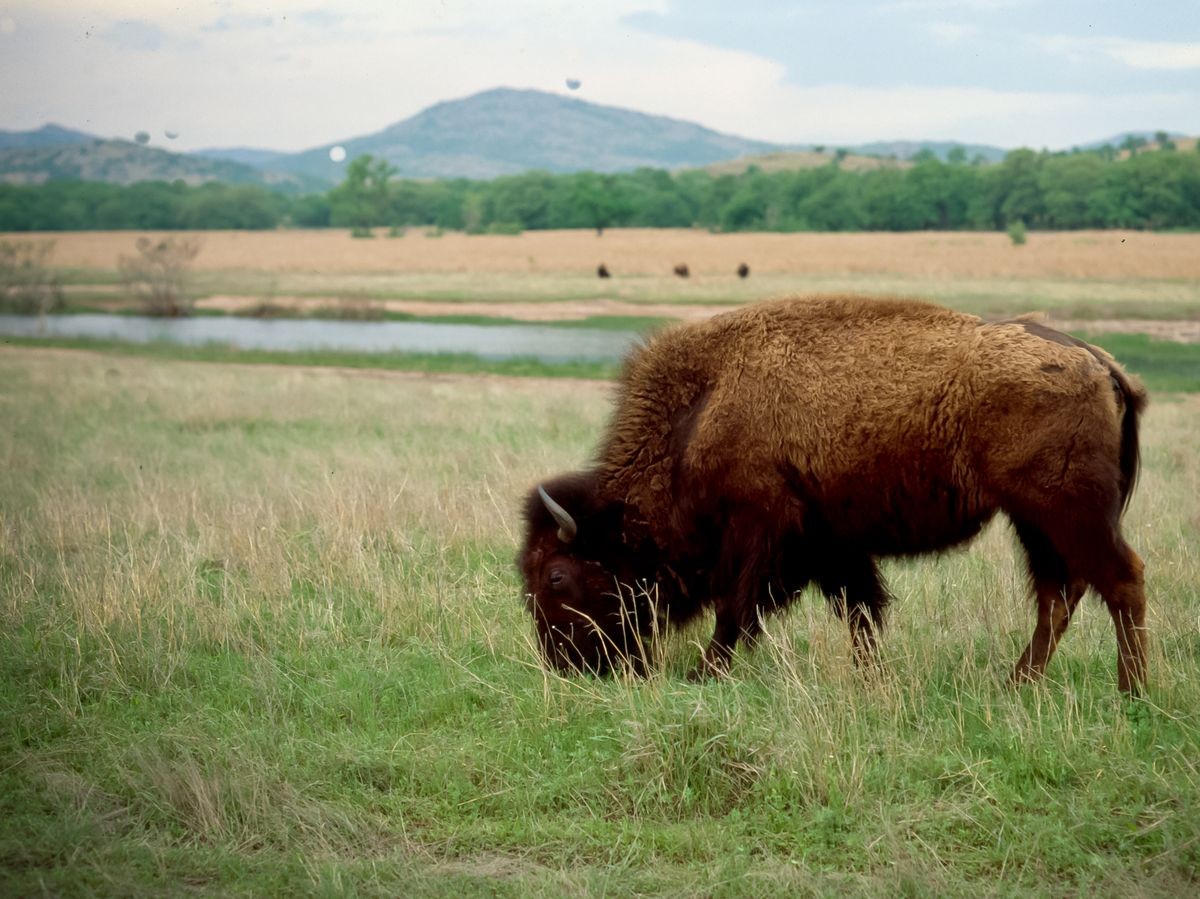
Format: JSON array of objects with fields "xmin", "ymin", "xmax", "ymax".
[{"xmin": 0, "ymin": 314, "xmax": 640, "ymax": 363}]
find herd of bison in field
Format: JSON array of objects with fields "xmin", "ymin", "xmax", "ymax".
[{"xmin": 596, "ymin": 262, "xmax": 751, "ymax": 278}]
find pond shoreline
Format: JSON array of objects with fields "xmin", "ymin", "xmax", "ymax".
[{"xmin": 0, "ymin": 313, "xmax": 642, "ymax": 363}]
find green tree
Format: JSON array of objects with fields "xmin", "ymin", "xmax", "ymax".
[
  {"xmin": 329, "ymin": 154, "xmax": 397, "ymax": 231},
  {"xmin": 996, "ymin": 149, "xmax": 1046, "ymax": 227},
  {"xmin": 1039, "ymin": 154, "xmax": 1106, "ymax": 229}
]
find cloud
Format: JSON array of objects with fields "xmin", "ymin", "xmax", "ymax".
[
  {"xmin": 879, "ymin": 0, "xmax": 1027, "ymax": 11},
  {"xmin": 101, "ymin": 19, "xmax": 168, "ymax": 51},
  {"xmin": 2, "ymin": 0, "xmax": 1197, "ymax": 153},
  {"xmin": 927, "ymin": 23, "xmax": 977, "ymax": 45},
  {"xmin": 203, "ymin": 15, "xmax": 277, "ymax": 33},
  {"xmin": 1102, "ymin": 39, "xmax": 1200, "ymax": 71},
  {"xmin": 1036, "ymin": 35, "xmax": 1200, "ymax": 71}
]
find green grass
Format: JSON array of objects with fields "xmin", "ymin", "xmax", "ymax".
[
  {"xmin": 1, "ymin": 346, "xmax": 1199, "ymax": 896},
  {"xmin": 1077, "ymin": 333, "xmax": 1200, "ymax": 393}
]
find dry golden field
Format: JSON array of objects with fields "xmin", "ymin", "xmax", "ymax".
[{"xmin": 20, "ymin": 228, "xmax": 1200, "ymax": 280}]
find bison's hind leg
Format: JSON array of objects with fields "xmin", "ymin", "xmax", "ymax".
[
  {"xmin": 819, "ymin": 558, "xmax": 891, "ymax": 668},
  {"xmin": 1012, "ymin": 521, "xmax": 1086, "ymax": 685},
  {"xmin": 1011, "ymin": 513, "xmax": 1147, "ymax": 695}
]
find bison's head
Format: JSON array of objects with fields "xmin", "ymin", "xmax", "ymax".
[{"xmin": 518, "ymin": 472, "xmax": 657, "ymax": 675}]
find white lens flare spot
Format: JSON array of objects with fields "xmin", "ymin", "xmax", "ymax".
[{"xmin": 329, "ymin": 145, "xmax": 347, "ymax": 163}]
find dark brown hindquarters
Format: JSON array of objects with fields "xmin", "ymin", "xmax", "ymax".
[{"xmin": 1007, "ymin": 320, "xmax": 1149, "ymax": 693}]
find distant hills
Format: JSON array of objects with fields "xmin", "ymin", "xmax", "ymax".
[
  {"xmin": 0, "ymin": 139, "xmax": 325, "ymax": 192},
  {"xmin": 1, "ymin": 89, "xmax": 1191, "ymax": 191},
  {"xmin": 256, "ymin": 88, "xmax": 779, "ymax": 182},
  {"xmin": 191, "ymin": 147, "xmax": 290, "ymax": 168},
  {"xmin": 0, "ymin": 124, "xmax": 96, "ymax": 150}
]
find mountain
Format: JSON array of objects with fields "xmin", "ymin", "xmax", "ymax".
[
  {"xmin": 0, "ymin": 139, "xmax": 325, "ymax": 192},
  {"xmin": 0, "ymin": 124, "xmax": 97, "ymax": 150},
  {"xmin": 191, "ymin": 147, "xmax": 288, "ymax": 167},
  {"xmin": 266, "ymin": 87, "xmax": 778, "ymax": 182},
  {"xmin": 847, "ymin": 140, "xmax": 1008, "ymax": 163}
]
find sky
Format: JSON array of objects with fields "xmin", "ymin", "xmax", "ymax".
[{"xmin": 1, "ymin": 0, "xmax": 1198, "ymax": 153}]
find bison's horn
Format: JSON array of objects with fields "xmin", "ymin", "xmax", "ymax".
[{"xmin": 538, "ymin": 485, "xmax": 578, "ymax": 543}]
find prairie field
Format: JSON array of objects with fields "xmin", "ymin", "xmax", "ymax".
[
  {"xmin": 26, "ymin": 228, "xmax": 1200, "ymax": 279},
  {"xmin": 2, "ymin": 345, "xmax": 1200, "ymax": 896},
  {"xmin": 17, "ymin": 228, "xmax": 1200, "ymax": 324}
]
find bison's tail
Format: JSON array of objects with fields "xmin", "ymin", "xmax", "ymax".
[{"xmin": 1110, "ymin": 364, "xmax": 1148, "ymax": 516}]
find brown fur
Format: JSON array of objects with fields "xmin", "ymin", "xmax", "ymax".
[{"xmin": 519, "ymin": 295, "xmax": 1149, "ymax": 692}]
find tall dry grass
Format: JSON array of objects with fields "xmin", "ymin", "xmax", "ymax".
[{"xmin": 16, "ymin": 228, "xmax": 1200, "ymax": 280}]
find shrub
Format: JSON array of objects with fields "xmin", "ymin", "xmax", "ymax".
[
  {"xmin": 1007, "ymin": 220, "xmax": 1028, "ymax": 246},
  {"xmin": 118, "ymin": 236, "xmax": 202, "ymax": 316},
  {"xmin": 0, "ymin": 239, "xmax": 64, "ymax": 314}
]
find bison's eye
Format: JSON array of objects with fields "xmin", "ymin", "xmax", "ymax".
[{"xmin": 549, "ymin": 568, "xmax": 567, "ymax": 589}]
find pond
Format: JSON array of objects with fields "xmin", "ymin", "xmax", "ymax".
[{"xmin": 0, "ymin": 314, "xmax": 643, "ymax": 363}]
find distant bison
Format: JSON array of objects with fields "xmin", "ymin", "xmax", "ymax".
[
  {"xmin": 519, "ymin": 296, "xmax": 1149, "ymax": 693},
  {"xmin": 597, "ymin": 263, "xmax": 611, "ymax": 279},
  {"xmin": 737, "ymin": 263, "xmax": 750, "ymax": 278},
  {"xmin": 673, "ymin": 263, "xmax": 690, "ymax": 278}
]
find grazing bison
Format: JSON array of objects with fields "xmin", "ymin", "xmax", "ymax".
[
  {"xmin": 597, "ymin": 263, "xmax": 611, "ymax": 279},
  {"xmin": 519, "ymin": 296, "xmax": 1149, "ymax": 692},
  {"xmin": 737, "ymin": 262, "xmax": 750, "ymax": 278},
  {"xmin": 673, "ymin": 263, "xmax": 690, "ymax": 278}
]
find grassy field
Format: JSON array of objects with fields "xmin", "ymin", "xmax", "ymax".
[
  {"xmin": 2, "ymin": 345, "xmax": 1199, "ymax": 896},
  {"xmin": 17, "ymin": 228, "xmax": 1200, "ymax": 323}
]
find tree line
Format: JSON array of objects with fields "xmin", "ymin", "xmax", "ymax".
[{"xmin": 2, "ymin": 144, "xmax": 1198, "ymax": 233}]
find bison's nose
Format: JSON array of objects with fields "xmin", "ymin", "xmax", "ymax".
[{"xmin": 541, "ymin": 627, "xmax": 610, "ymax": 676}]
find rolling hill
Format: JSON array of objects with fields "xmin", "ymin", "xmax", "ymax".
[
  {"xmin": 0, "ymin": 140, "xmax": 325, "ymax": 192},
  {"xmin": 2, "ymin": 89, "xmax": 1190, "ymax": 190},
  {"xmin": 265, "ymin": 87, "xmax": 779, "ymax": 182},
  {"xmin": 0, "ymin": 124, "xmax": 97, "ymax": 150}
]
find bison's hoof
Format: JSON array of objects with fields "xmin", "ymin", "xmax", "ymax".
[{"xmin": 686, "ymin": 659, "xmax": 729, "ymax": 682}]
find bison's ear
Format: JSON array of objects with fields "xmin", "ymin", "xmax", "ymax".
[{"xmin": 538, "ymin": 485, "xmax": 578, "ymax": 543}]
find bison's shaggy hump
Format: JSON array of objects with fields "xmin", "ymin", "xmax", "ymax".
[{"xmin": 521, "ymin": 295, "xmax": 1149, "ymax": 693}]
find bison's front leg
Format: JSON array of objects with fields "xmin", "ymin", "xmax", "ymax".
[
  {"xmin": 687, "ymin": 518, "xmax": 774, "ymax": 681},
  {"xmin": 819, "ymin": 558, "xmax": 891, "ymax": 668},
  {"xmin": 688, "ymin": 609, "xmax": 745, "ymax": 680}
]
